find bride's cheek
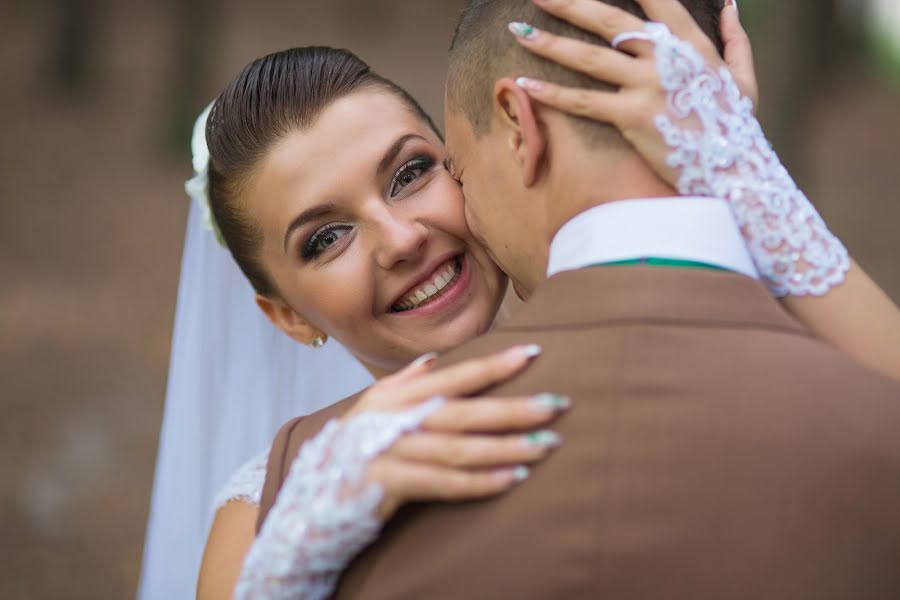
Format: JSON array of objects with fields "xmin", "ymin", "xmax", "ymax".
[{"xmin": 428, "ymin": 175, "xmax": 470, "ymax": 236}]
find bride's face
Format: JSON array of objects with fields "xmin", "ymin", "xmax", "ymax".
[{"xmin": 246, "ymin": 89, "xmax": 507, "ymax": 375}]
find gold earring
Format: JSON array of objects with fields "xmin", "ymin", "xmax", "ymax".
[{"xmin": 311, "ymin": 336, "xmax": 325, "ymax": 349}]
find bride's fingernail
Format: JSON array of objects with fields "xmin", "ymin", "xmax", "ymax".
[
  {"xmin": 493, "ymin": 465, "xmax": 530, "ymax": 485},
  {"xmin": 525, "ymin": 430, "xmax": 563, "ymax": 449},
  {"xmin": 508, "ymin": 21, "xmax": 541, "ymax": 40},
  {"xmin": 728, "ymin": 0, "xmax": 739, "ymax": 15},
  {"xmin": 516, "ymin": 76, "xmax": 545, "ymax": 93},
  {"xmin": 517, "ymin": 343, "xmax": 543, "ymax": 359},
  {"xmin": 411, "ymin": 352, "xmax": 439, "ymax": 368},
  {"xmin": 530, "ymin": 394, "xmax": 571, "ymax": 412}
]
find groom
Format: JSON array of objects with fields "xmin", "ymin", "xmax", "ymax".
[{"xmin": 259, "ymin": 0, "xmax": 900, "ymax": 597}]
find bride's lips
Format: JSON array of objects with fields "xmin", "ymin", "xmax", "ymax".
[{"xmin": 388, "ymin": 253, "xmax": 472, "ymax": 318}]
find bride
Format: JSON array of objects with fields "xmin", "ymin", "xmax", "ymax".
[{"xmin": 141, "ymin": 0, "xmax": 900, "ymax": 598}]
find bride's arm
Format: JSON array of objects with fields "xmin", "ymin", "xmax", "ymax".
[
  {"xmin": 198, "ymin": 503, "xmax": 258, "ymax": 600},
  {"xmin": 511, "ymin": 0, "xmax": 900, "ymax": 379},
  {"xmin": 197, "ymin": 450, "xmax": 269, "ymax": 600},
  {"xmin": 780, "ymin": 263, "xmax": 899, "ymax": 379}
]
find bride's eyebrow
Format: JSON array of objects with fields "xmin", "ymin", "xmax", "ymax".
[
  {"xmin": 283, "ymin": 203, "xmax": 337, "ymax": 253},
  {"xmin": 377, "ymin": 134, "xmax": 427, "ymax": 177}
]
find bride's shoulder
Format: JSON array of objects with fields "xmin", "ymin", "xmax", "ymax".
[{"xmin": 212, "ymin": 391, "xmax": 364, "ymax": 514}]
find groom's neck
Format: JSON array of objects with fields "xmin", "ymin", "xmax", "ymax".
[{"xmin": 543, "ymin": 143, "xmax": 677, "ymax": 243}]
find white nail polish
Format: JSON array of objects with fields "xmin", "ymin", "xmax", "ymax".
[
  {"xmin": 530, "ymin": 394, "xmax": 571, "ymax": 412},
  {"xmin": 508, "ymin": 21, "xmax": 540, "ymax": 41},
  {"xmin": 513, "ymin": 465, "xmax": 531, "ymax": 482},
  {"xmin": 411, "ymin": 352, "xmax": 438, "ymax": 368},
  {"xmin": 526, "ymin": 430, "xmax": 563, "ymax": 448},
  {"xmin": 515, "ymin": 76, "xmax": 545, "ymax": 93},
  {"xmin": 521, "ymin": 344, "xmax": 543, "ymax": 358}
]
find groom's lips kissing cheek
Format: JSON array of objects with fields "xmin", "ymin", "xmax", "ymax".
[{"xmin": 387, "ymin": 252, "xmax": 471, "ymax": 318}]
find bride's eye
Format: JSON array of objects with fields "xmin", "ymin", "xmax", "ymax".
[
  {"xmin": 390, "ymin": 156, "xmax": 435, "ymax": 197},
  {"xmin": 302, "ymin": 225, "xmax": 351, "ymax": 261}
]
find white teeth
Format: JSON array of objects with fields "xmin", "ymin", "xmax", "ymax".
[{"xmin": 394, "ymin": 259, "xmax": 461, "ymax": 312}]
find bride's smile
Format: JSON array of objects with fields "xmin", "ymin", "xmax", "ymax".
[{"xmin": 388, "ymin": 252, "xmax": 466, "ymax": 314}]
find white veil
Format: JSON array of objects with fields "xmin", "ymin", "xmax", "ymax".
[{"xmin": 137, "ymin": 117, "xmax": 373, "ymax": 598}]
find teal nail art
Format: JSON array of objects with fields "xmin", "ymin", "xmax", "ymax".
[
  {"xmin": 526, "ymin": 430, "xmax": 563, "ymax": 448},
  {"xmin": 530, "ymin": 394, "xmax": 571, "ymax": 411},
  {"xmin": 513, "ymin": 465, "xmax": 531, "ymax": 482},
  {"xmin": 508, "ymin": 21, "xmax": 539, "ymax": 40}
]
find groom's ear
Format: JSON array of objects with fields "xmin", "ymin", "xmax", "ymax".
[
  {"xmin": 493, "ymin": 77, "xmax": 547, "ymax": 187},
  {"xmin": 255, "ymin": 294, "xmax": 325, "ymax": 346}
]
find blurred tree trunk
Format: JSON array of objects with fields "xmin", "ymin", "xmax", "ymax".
[
  {"xmin": 161, "ymin": 0, "xmax": 219, "ymax": 156},
  {"xmin": 46, "ymin": 0, "xmax": 103, "ymax": 99},
  {"xmin": 746, "ymin": 0, "xmax": 868, "ymax": 185}
]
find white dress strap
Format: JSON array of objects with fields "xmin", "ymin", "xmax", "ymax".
[{"xmin": 211, "ymin": 451, "xmax": 269, "ymax": 512}]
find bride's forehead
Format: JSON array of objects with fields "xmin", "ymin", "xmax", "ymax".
[
  {"xmin": 267, "ymin": 93, "xmax": 428, "ymax": 163},
  {"xmin": 315, "ymin": 89, "xmax": 425, "ymax": 133}
]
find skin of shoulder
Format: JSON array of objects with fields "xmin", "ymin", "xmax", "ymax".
[{"xmin": 197, "ymin": 501, "xmax": 259, "ymax": 600}]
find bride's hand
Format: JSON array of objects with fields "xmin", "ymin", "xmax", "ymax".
[
  {"xmin": 508, "ymin": 0, "xmax": 757, "ymax": 190},
  {"xmin": 345, "ymin": 345, "xmax": 569, "ymax": 520}
]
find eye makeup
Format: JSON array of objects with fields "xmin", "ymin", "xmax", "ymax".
[
  {"xmin": 389, "ymin": 155, "xmax": 436, "ymax": 197},
  {"xmin": 296, "ymin": 145, "xmax": 440, "ymax": 263},
  {"xmin": 301, "ymin": 223, "xmax": 352, "ymax": 261}
]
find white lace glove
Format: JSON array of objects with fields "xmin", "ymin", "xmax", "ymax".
[
  {"xmin": 233, "ymin": 397, "xmax": 444, "ymax": 600},
  {"xmin": 613, "ymin": 23, "xmax": 850, "ymax": 297}
]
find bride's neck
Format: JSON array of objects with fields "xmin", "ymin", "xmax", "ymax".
[
  {"xmin": 363, "ymin": 362, "xmax": 394, "ymax": 380},
  {"xmin": 359, "ymin": 286, "xmax": 522, "ymax": 380}
]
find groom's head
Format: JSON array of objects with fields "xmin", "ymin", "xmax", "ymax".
[{"xmin": 444, "ymin": 0, "xmax": 723, "ymax": 297}]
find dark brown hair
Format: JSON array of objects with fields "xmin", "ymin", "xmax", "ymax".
[
  {"xmin": 206, "ymin": 46, "xmax": 440, "ymax": 296},
  {"xmin": 447, "ymin": 0, "xmax": 724, "ymax": 142}
]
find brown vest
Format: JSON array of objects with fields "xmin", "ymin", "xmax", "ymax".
[{"xmin": 259, "ymin": 267, "xmax": 900, "ymax": 600}]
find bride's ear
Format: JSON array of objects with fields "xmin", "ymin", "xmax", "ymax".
[
  {"xmin": 255, "ymin": 294, "xmax": 326, "ymax": 346},
  {"xmin": 493, "ymin": 77, "xmax": 547, "ymax": 187}
]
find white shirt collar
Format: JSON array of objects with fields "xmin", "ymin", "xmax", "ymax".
[{"xmin": 546, "ymin": 197, "xmax": 760, "ymax": 280}]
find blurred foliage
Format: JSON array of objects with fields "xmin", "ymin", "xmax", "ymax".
[
  {"xmin": 737, "ymin": 0, "xmax": 865, "ymax": 178},
  {"xmin": 867, "ymin": 7, "xmax": 900, "ymax": 86}
]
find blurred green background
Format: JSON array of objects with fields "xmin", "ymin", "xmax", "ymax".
[{"xmin": 0, "ymin": 1, "xmax": 897, "ymax": 597}]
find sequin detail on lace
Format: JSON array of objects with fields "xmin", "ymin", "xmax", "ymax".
[
  {"xmin": 211, "ymin": 451, "xmax": 268, "ymax": 512},
  {"xmin": 234, "ymin": 396, "xmax": 445, "ymax": 600},
  {"xmin": 638, "ymin": 22, "xmax": 850, "ymax": 296}
]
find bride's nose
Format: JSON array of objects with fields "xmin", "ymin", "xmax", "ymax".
[{"xmin": 373, "ymin": 210, "xmax": 429, "ymax": 270}]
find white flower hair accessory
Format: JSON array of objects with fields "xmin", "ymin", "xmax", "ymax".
[{"xmin": 185, "ymin": 102, "xmax": 226, "ymax": 246}]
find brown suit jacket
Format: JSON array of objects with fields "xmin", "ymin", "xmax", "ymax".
[{"xmin": 259, "ymin": 267, "xmax": 900, "ymax": 599}]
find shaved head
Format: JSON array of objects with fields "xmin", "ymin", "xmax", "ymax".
[{"xmin": 447, "ymin": 0, "xmax": 725, "ymax": 144}]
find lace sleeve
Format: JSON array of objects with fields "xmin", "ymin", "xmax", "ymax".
[
  {"xmin": 210, "ymin": 451, "xmax": 268, "ymax": 512},
  {"xmin": 233, "ymin": 397, "xmax": 444, "ymax": 600},
  {"xmin": 617, "ymin": 23, "xmax": 851, "ymax": 297}
]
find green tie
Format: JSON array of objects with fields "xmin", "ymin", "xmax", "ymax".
[{"xmin": 590, "ymin": 257, "xmax": 730, "ymax": 272}]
